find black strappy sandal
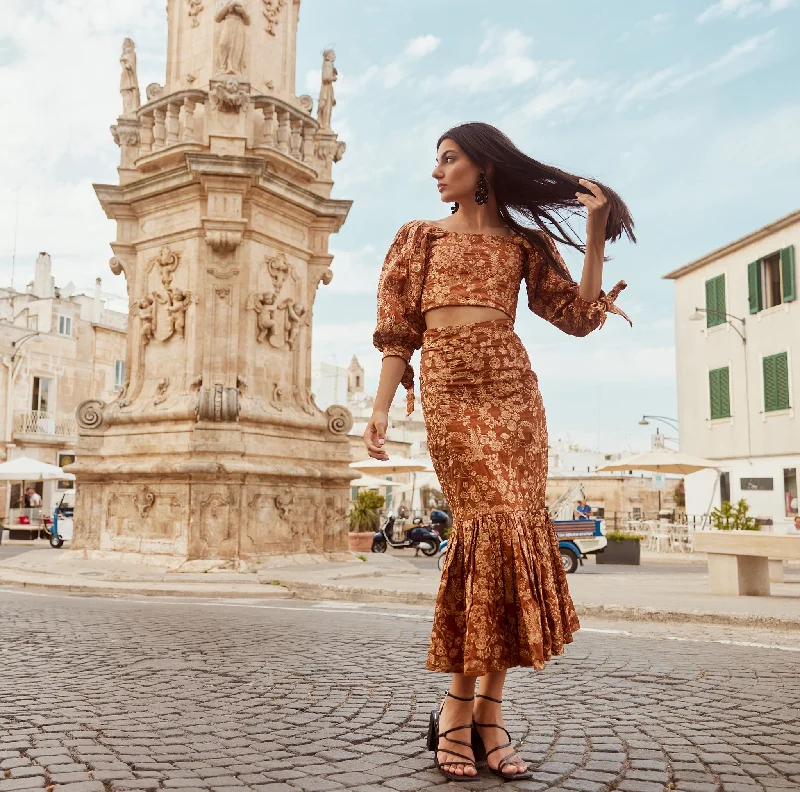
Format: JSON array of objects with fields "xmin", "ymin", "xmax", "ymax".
[
  {"xmin": 426, "ymin": 691, "xmax": 479, "ymax": 782},
  {"xmin": 471, "ymin": 693, "xmax": 533, "ymax": 781}
]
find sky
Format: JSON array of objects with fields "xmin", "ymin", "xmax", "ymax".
[{"xmin": 0, "ymin": 0, "xmax": 798, "ymax": 452}]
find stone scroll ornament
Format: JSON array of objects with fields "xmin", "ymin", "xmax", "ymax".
[
  {"xmin": 76, "ymin": 400, "xmax": 105, "ymax": 430},
  {"xmin": 326, "ymin": 405, "xmax": 354, "ymax": 435},
  {"xmin": 120, "ymin": 38, "xmax": 141, "ymax": 116},
  {"xmin": 215, "ymin": 0, "xmax": 251, "ymax": 75}
]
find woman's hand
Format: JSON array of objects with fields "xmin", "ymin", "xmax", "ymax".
[
  {"xmin": 363, "ymin": 410, "xmax": 390, "ymax": 461},
  {"xmin": 576, "ymin": 178, "xmax": 611, "ymax": 241}
]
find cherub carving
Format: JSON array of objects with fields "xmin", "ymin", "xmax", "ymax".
[
  {"xmin": 247, "ymin": 292, "xmax": 278, "ymax": 343},
  {"xmin": 166, "ymin": 289, "xmax": 194, "ymax": 340},
  {"xmin": 280, "ymin": 299, "xmax": 307, "ymax": 350},
  {"xmin": 137, "ymin": 296, "xmax": 157, "ymax": 345}
]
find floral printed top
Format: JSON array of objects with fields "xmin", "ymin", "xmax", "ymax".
[{"xmin": 373, "ymin": 220, "xmax": 631, "ymax": 415}]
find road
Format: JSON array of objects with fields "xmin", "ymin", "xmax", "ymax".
[{"xmin": 1, "ymin": 588, "xmax": 799, "ymax": 791}]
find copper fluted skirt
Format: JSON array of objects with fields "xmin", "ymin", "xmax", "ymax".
[{"xmin": 420, "ymin": 318, "xmax": 580, "ymax": 676}]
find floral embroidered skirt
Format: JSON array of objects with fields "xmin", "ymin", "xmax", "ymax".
[{"xmin": 420, "ymin": 317, "xmax": 580, "ymax": 676}]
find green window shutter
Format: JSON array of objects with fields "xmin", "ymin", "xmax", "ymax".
[
  {"xmin": 764, "ymin": 353, "xmax": 790, "ymax": 412},
  {"xmin": 705, "ymin": 275, "xmax": 725, "ymax": 327},
  {"xmin": 709, "ymin": 367, "xmax": 731, "ymax": 419},
  {"xmin": 781, "ymin": 246, "xmax": 795, "ymax": 303},
  {"xmin": 715, "ymin": 276, "xmax": 726, "ymax": 322},
  {"xmin": 748, "ymin": 260, "xmax": 762, "ymax": 314}
]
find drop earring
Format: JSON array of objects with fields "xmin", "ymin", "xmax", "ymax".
[
  {"xmin": 475, "ymin": 172, "xmax": 489, "ymax": 205},
  {"xmin": 451, "ymin": 202, "xmax": 459, "ymax": 214}
]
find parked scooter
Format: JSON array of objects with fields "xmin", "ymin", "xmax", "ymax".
[
  {"xmin": 372, "ymin": 510, "xmax": 444, "ymax": 556},
  {"xmin": 45, "ymin": 494, "xmax": 74, "ymax": 549}
]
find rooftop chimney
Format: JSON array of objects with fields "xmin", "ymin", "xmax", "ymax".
[{"xmin": 33, "ymin": 253, "xmax": 55, "ymax": 299}]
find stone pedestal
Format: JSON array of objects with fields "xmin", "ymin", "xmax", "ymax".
[{"xmin": 72, "ymin": 0, "xmax": 353, "ymax": 565}]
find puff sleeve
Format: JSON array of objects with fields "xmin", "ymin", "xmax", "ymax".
[
  {"xmin": 523, "ymin": 231, "xmax": 632, "ymax": 337},
  {"xmin": 373, "ymin": 221, "xmax": 428, "ymax": 415}
]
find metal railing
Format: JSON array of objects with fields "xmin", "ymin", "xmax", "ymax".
[{"xmin": 13, "ymin": 410, "xmax": 78, "ymax": 437}]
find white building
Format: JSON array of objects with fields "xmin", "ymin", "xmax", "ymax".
[
  {"xmin": 1, "ymin": 253, "xmax": 128, "ymax": 519},
  {"xmin": 664, "ymin": 208, "xmax": 798, "ymax": 531}
]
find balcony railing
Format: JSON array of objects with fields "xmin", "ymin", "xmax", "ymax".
[
  {"xmin": 14, "ymin": 410, "xmax": 78, "ymax": 438},
  {"xmin": 136, "ymin": 90, "xmax": 208, "ymax": 157}
]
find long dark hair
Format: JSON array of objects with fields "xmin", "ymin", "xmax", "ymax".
[{"xmin": 437, "ymin": 123, "xmax": 635, "ymax": 277}]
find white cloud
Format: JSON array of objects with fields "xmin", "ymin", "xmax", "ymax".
[
  {"xmin": 445, "ymin": 29, "xmax": 538, "ymax": 94},
  {"xmin": 696, "ymin": 0, "xmax": 797, "ymax": 23},
  {"xmin": 617, "ymin": 31, "xmax": 776, "ymax": 110},
  {"xmin": 404, "ymin": 35, "xmax": 441, "ymax": 59},
  {"xmin": 326, "ymin": 246, "xmax": 382, "ymax": 295},
  {"xmin": 521, "ymin": 78, "xmax": 610, "ymax": 122}
]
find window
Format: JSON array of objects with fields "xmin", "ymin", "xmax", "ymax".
[
  {"xmin": 749, "ymin": 246, "xmax": 796, "ymax": 313},
  {"xmin": 785, "ymin": 468, "xmax": 798, "ymax": 516},
  {"xmin": 709, "ymin": 366, "xmax": 731, "ymax": 419},
  {"xmin": 58, "ymin": 315, "xmax": 72, "ymax": 336},
  {"xmin": 114, "ymin": 360, "xmax": 126, "ymax": 392},
  {"xmin": 704, "ymin": 274, "xmax": 726, "ymax": 328},
  {"xmin": 26, "ymin": 314, "xmax": 38, "ymax": 330},
  {"xmin": 720, "ymin": 471, "xmax": 731, "ymax": 504},
  {"xmin": 763, "ymin": 352, "xmax": 790, "ymax": 412},
  {"xmin": 31, "ymin": 377, "xmax": 52, "ymax": 413}
]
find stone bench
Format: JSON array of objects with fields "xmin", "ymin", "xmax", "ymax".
[{"xmin": 694, "ymin": 531, "xmax": 800, "ymax": 596}]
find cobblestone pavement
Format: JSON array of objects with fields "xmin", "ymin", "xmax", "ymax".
[{"xmin": 1, "ymin": 590, "xmax": 799, "ymax": 792}]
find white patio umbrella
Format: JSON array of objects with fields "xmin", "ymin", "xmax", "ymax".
[
  {"xmin": 596, "ymin": 449, "xmax": 719, "ymax": 529},
  {"xmin": 0, "ymin": 457, "xmax": 76, "ymax": 526},
  {"xmin": 595, "ymin": 449, "xmax": 718, "ymax": 476},
  {"xmin": 350, "ymin": 474, "xmax": 404, "ymax": 489},
  {"xmin": 350, "ymin": 457, "xmax": 430, "ymax": 514},
  {"xmin": 0, "ymin": 457, "xmax": 76, "ymax": 482}
]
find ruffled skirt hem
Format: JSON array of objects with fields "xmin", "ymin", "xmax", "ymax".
[{"xmin": 425, "ymin": 507, "xmax": 580, "ymax": 676}]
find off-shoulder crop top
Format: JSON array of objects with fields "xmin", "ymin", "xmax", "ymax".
[{"xmin": 373, "ymin": 219, "xmax": 631, "ymax": 415}]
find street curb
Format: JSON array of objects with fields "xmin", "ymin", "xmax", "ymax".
[
  {"xmin": 0, "ymin": 574, "xmax": 292, "ymax": 600},
  {"xmin": 574, "ymin": 602, "xmax": 800, "ymax": 631},
  {"xmin": 3, "ymin": 573, "xmax": 799, "ymax": 631},
  {"xmin": 276, "ymin": 581, "xmax": 800, "ymax": 631}
]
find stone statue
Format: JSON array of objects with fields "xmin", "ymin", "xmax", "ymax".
[
  {"xmin": 281, "ymin": 299, "xmax": 307, "ymax": 350},
  {"xmin": 137, "ymin": 296, "xmax": 156, "ymax": 345},
  {"xmin": 167, "ymin": 289, "xmax": 194, "ymax": 340},
  {"xmin": 317, "ymin": 49, "xmax": 337, "ymax": 129},
  {"xmin": 248, "ymin": 292, "xmax": 278, "ymax": 343},
  {"xmin": 120, "ymin": 38, "xmax": 141, "ymax": 117},
  {"xmin": 215, "ymin": 0, "xmax": 251, "ymax": 75}
]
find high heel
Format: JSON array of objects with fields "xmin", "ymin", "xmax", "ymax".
[
  {"xmin": 471, "ymin": 693, "xmax": 533, "ymax": 781},
  {"xmin": 428, "ymin": 691, "xmax": 479, "ymax": 782}
]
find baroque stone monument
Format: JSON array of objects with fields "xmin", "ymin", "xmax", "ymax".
[{"xmin": 71, "ymin": 0, "xmax": 353, "ymax": 566}]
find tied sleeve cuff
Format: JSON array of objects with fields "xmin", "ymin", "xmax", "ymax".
[
  {"xmin": 382, "ymin": 351, "xmax": 416, "ymax": 416},
  {"xmin": 576, "ymin": 279, "xmax": 632, "ymax": 329}
]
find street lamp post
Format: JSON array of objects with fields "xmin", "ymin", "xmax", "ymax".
[
  {"xmin": 638, "ymin": 414, "xmax": 680, "ymax": 432},
  {"xmin": 2, "ymin": 332, "xmax": 43, "ymax": 447}
]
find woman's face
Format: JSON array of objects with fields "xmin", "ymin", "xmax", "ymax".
[{"xmin": 432, "ymin": 139, "xmax": 481, "ymax": 205}]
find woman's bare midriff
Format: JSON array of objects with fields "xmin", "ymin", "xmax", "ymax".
[{"xmin": 424, "ymin": 305, "xmax": 512, "ymax": 330}]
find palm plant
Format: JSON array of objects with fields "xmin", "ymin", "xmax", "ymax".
[{"xmin": 349, "ymin": 491, "xmax": 385, "ymax": 533}]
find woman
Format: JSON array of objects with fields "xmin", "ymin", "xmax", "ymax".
[{"xmin": 364, "ymin": 123, "xmax": 634, "ymax": 781}]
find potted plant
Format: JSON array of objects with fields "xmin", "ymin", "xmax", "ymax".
[
  {"xmin": 348, "ymin": 491, "xmax": 385, "ymax": 552},
  {"xmin": 711, "ymin": 498, "xmax": 758, "ymax": 531},
  {"xmin": 596, "ymin": 531, "xmax": 643, "ymax": 565}
]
